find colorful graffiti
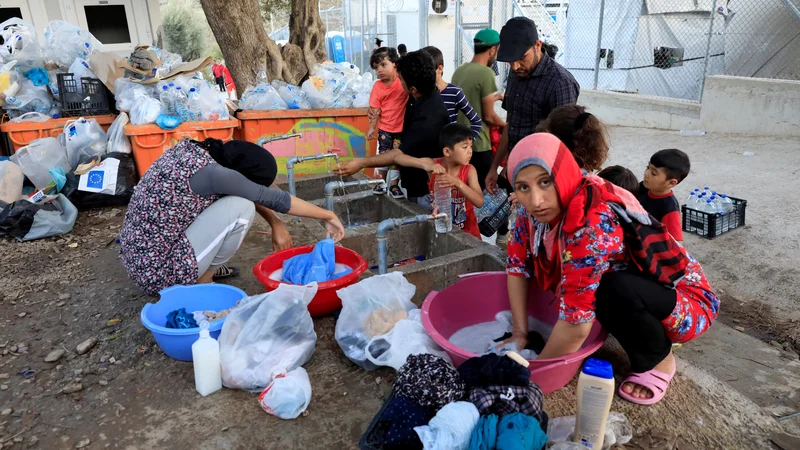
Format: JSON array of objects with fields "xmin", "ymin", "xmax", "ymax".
[{"xmin": 255, "ymin": 116, "xmax": 376, "ymax": 176}]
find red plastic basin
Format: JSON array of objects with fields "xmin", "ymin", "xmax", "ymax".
[
  {"xmin": 421, "ymin": 272, "xmax": 608, "ymax": 394},
  {"xmin": 253, "ymin": 245, "xmax": 368, "ymax": 316}
]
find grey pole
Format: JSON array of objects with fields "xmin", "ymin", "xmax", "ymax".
[
  {"xmin": 699, "ymin": 0, "xmax": 718, "ymax": 102},
  {"xmin": 592, "ymin": 0, "xmax": 606, "ymax": 90}
]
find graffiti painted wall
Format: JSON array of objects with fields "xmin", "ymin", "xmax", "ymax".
[{"xmin": 237, "ymin": 110, "xmax": 378, "ymax": 177}]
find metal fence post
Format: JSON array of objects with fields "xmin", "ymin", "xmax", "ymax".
[
  {"xmin": 592, "ymin": 0, "xmax": 606, "ymax": 90},
  {"xmin": 455, "ymin": 0, "xmax": 461, "ymax": 67},
  {"xmin": 699, "ymin": 0, "xmax": 718, "ymax": 102}
]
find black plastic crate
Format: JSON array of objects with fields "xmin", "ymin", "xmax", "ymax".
[
  {"xmin": 681, "ymin": 196, "xmax": 747, "ymax": 239},
  {"xmin": 478, "ymin": 197, "xmax": 512, "ymax": 237},
  {"xmin": 57, "ymin": 73, "xmax": 111, "ymax": 117}
]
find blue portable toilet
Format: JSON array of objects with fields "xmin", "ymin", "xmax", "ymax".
[{"xmin": 331, "ymin": 35, "xmax": 346, "ymax": 63}]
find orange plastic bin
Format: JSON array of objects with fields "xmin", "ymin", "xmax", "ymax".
[
  {"xmin": 1, "ymin": 114, "xmax": 118, "ymax": 153},
  {"xmin": 125, "ymin": 119, "xmax": 239, "ymax": 177},
  {"xmin": 234, "ymin": 108, "xmax": 376, "ymax": 177}
]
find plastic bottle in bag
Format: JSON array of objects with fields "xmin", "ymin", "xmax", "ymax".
[
  {"xmin": 257, "ymin": 68, "xmax": 269, "ymax": 85},
  {"xmin": 186, "ymin": 88, "xmax": 203, "ymax": 121},
  {"xmin": 174, "ymin": 86, "xmax": 191, "ymax": 121},
  {"xmin": 159, "ymin": 85, "xmax": 175, "ymax": 116}
]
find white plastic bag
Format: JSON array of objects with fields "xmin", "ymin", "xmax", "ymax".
[
  {"xmin": 219, "ymin": 284, "xmax": 318, "ymax": 391},
  {"xmin": 334, "ymin": 272, "xmax": 417, "ymax": 371},
  {"xmin": 106, "ymin": 113, "xmax": 131, "ymax": 154},
  {"xmin": 43, "ymin": 20, "xmax": 101, "ymax": 68},
  {"xmin": 239, "ymin": 84, "xmax": 288, "ymax": 110},
  {"xmin": 67, "ymin": 58, "xmax": 97, "ymax": 93},
  {"xmin": 4, "ymin": 79, "xmax": 53, "ymax": 114},
  {"xmin": 0, "ymin": 18, "xmax": 43, "ymax": 68},
  {"xmin": 63, "ymin": 118, "xmax": 107, "ymax": 169},
  {"xmin": 547, "ymin": 412, "xmax": 633, "ymax": 450},
  {"xmin": 0, "ymin": 161, "xmax": 24, "ymax": 203},
  {"xmin": 365, "ymin": 310, "xmax": 452, "ymax": 370},
  {"xmin": 9, "ymin": 112, "xmax": 49, "ymax": 123},
  {"xmin": 129, "ymin": 93, "xmax": 163, "ymax": 125},
  {"xmin": 9, "ymin": 137, "xmax": 70, "ymax": 189},
  {"xmin": 301, "ymin": 80, "xmax": 332, "ymax": 109},
  {"xmin": 258, "ymin": 367, "xmax": 312, "ymax": 419}
]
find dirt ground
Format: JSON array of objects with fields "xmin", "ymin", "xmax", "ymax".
[{"xmin": 0, "ymin": 126, "xmax": 797, "ymax": 449}]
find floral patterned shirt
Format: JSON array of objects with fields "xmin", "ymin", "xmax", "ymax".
[
  {"xmin": 507, "ymin": 202, "xmax": 720, "ymax": 343},
  {"xmin": 119, "ymin": 140, "xmax": 219, "ymax": 295}
]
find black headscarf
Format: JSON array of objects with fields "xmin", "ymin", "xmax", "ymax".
[{"xmin": 195, "ymin": 138, "xmax": 278, "ymax": 187}]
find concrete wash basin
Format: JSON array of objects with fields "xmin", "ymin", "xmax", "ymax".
[
  {"xmin": 326, "ymin": 194, "xmax": 419, "ymax": 229},
  {"xmin": 338, "ymin": 221, "xmax": 473, "ymax": 270},
  {"xmin": 274, "ymin": 173, "xmax": 360, "ymax": 201}
]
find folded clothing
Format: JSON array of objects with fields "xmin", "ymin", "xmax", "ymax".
[
  {"xmin": 468, "ymin": 382, "xmax": 547, "ymax": 426},
  {"xmin": 376, "ymin": 395, "xmax": 433, "ymax": 450},
  {"xmin": 470, "ymin": 413, "xmax": 547, "ymax": 450},
  {"xmin": 468, "ymin": 414, "xmax": 498, "ymax": 450},
  {"xmin": 282, "ymin": 238, "xmax": 352, "ymax": 284},
  {"xmin": 414, "ymin": 401, "xmax": 479, "ymax": 450},
  {"xmin": 458, "ymin": 354, "xmax": 531, "ymax": 388},
  {"xmin": 395, "ymin": 354, "xmax": 465, "ymax": 412}
]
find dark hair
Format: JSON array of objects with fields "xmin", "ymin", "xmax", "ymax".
[
  {"xmin": 370, "ymin": 47, "xmax": 399, "ymax": 69},
  {"xmin": 421, "ymin": 46, "xmax": 444, "ymax": 69},
  {"xmin": 536, "ymin": 105, "xmax": 609, "ymax": 172},
  {"xmin": 598, "ymin": 165, "xmax": 639, "ymax": 196},
  {"xmin": 440, "ymin": 123, "xmax": 473, "ymax": 150},
  {"xmin": 396, "ymin": 50, "xmax": 437, "ymax": 95},
  {"xmin": 474, "ymin": 43, "xmax": 498, "ymax": 55},
  {"xmin": 541, "ymin": 42, "xmax": 558, "ymax": 58},
  {"xmin": 398, "ymin": 43, "xmax": 407, "ymax": 54},
  {"xmin": 650, "ymin": 149, "xmax": 691, "ymax": 183}
]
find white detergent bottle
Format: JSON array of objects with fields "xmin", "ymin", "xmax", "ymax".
[
  {"xmin": 574, "ymin": 358, "xmax": 614, "ymax": 449},
  {"xmin": 192, "ymin": 321, "xmax": 222, "ymax": 396}
]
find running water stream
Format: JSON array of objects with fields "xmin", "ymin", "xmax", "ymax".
[{"xmin": 328, "ymin": 154, "xmax": 351, "ymax": 227}]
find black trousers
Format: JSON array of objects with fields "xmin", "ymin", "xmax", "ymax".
[
  {"xmin": 470, "ymin": 151, "xmax": 510, "ymax": 236},
  {"xmin": 594, "ymin": 271, "xmax": 677, "ymax": 373},
  {"xmin": 216, "ymin": 76, "xmax": 226, "ymax": 92}
]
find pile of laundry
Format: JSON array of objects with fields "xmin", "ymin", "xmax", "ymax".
[
  {"xmin": 448, "ymin": 311, "xmax": 551, "ymax": 361},
  {"xmin": 364, "ymin": 352, "xmax": 549, "ymax": 450}
]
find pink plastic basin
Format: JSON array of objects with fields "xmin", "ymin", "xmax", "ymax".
[{"xmin": 421, "ymin": 272, "xmax": 608, "ymax": 394}]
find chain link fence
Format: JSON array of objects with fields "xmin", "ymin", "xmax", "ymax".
[{"xmin": 308, "ymin": 0, "xmax": 799, "ymax": 102}]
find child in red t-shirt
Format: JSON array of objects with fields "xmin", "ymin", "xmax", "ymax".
[
  {"xmin": 367, "ymin": 47, "xmax": 408, "ymax": 198},
  {"xmin": 387, "ymin": 123, "xmax": 484, "ymax": 238},
  {"xmin": 639, "ymin": 149, "xmax": 691, "ymax": 242}
]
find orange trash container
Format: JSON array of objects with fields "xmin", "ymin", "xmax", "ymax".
[
  {"xmin": 0, "ymin": 114, "xmax": 118, "ymax": 153},
  {"xmin": 124, "ymin": 119, "xmax": 239, "ymax": 177},
  {"xmin": 233, "ymin": 108, "xmax": 377, "ymax": 177}
]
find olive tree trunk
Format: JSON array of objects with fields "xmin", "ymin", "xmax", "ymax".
[{"xmin": 200, "ymin": 0, "xmax": 327, "ymax": 89}]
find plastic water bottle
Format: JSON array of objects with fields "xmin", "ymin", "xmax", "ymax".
[
  {"xmin": 186, "ymin": 88, "xmax": 202, "ymax": 121},
  {"xmin": 477, "ymin": 189, "xmax": 508, "ymax": 222},
  {"xmin": 159, "ymin": 85, "xmax": 174, "ymax": 115},
  {"xmin": 697, "ymin": 199, "xmax": 716, "ymax": 235},
  {"xmin": 257, "ymin": 67, "xmax": 269, "ymax": 85},
  {"xmin": 718, "ymin": 194, "xmax": 733, "ymax": 214},
  {"xmin": 433, "ymin": 182, "xmax": 453, "ymax": 233},
  {"xmin": 685, "ymin": 191, "xmax": 698, "ymax": 208},
  {"xmin": 174, "ymin": 86, "xmax": 190, "ymax": 121},
  {"xmin": 192, "ymin": 321, "xmax": 222, "ymax": 397}
]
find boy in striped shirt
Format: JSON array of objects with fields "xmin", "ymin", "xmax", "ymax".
[{"xmin": 422, "ymin": 46, "xmax": 482, "ymax": 138}]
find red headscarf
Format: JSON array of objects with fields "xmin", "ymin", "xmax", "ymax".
[{"xmin": 507, "ymin": 133, "xmax": 688, "ymax": 292}]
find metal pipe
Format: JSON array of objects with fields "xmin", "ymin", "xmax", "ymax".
[
  {"xmin": 592, "ymin": 0, "xmax": 606, "ymax": 90},
  {"xmin": 286, "ymin": 152, "xmax": 339, "ymax": 197},
  {"xmin": 324, "ymin": 179, "xmax": 386, "ymax": 210},
  {"xmin": 699, "ymin": 0, "xmax": 718, "ymax": 102},
  {"xmin": 257, "ymin": 132, "xmax": 302, "ymax": 147},
  {"xmin": 376, "ymin": 213, "xmax": 447, "ymax": 274}
]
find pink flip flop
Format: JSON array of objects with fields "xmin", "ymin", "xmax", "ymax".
[{"xmin": 618, "ymin": 363, "xmax": 677, "ymax": 405}]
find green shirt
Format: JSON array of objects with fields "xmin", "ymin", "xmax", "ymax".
[{"xmin": 451, "ymin": 62, "xmax": 498, "ymax": 153}]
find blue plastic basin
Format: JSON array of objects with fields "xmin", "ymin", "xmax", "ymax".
[{"xmin": 140, "ymin": 284, "xmax": 247, "ymax": 361}]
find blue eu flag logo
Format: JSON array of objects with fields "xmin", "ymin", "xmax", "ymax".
[{"xmin": 87, "ymin": 170, "xmax": 104, "ymax": 189}]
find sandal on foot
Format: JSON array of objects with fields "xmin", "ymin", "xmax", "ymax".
[
  {"xmin": 212, "ymin": 265, "xmax": 240, "ymax": 281},
  {"xmin": 618, "ymin": 364, "xmax": 676, "ymax": 405},
  {"xmin": 389, "ymin": 184, "xmax": 404, "ymax": 199}
]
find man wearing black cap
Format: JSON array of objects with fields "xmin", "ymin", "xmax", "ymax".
[{"xmin": 486, "ymin": 17, "xmax": 579, "ymax": 192}]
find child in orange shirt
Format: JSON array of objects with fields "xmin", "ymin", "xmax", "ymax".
[{"xmin": 367, "ymin": 47, "xmax": 409, "ymax": 198}]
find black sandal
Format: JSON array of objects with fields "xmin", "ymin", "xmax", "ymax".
[
  {"xmin": 212, "ymin": 265, "xmax": 240, "ymax": 281},
  {"xmin": 389, "ymin": 184, "xmax": 404, "ymax": 199}
]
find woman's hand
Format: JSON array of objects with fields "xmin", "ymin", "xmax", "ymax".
[
  {"xmin": 325, "ymin": 216, "xmax": 346, "ymax": 243},
  {"xmin": 500, "ymin": 331, "xmax": 528, "ymax": 353},
  {"xmin": 270, "ymin": 221, "xmax": 293, "ymax": 251}
]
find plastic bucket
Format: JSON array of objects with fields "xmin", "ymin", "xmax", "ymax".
[
  {"xmin": 421, "ymin": 272, "xmax": 607, "ymax": 394},
  {"xmin": 140, "ymin": 284, "xmax": 247, "ymax": 361},
  {"xmin": 124, "ymin": 119, "xmax": 238, "ymax": 177},
  {"xmin": 253, "ymin": 245, "xmax": 368, "ymax": 316}
]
